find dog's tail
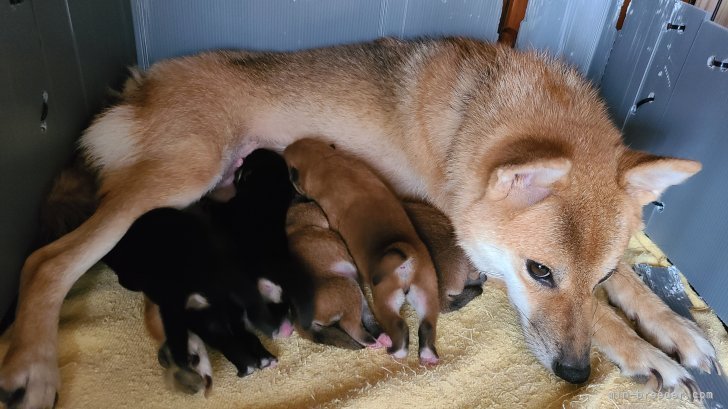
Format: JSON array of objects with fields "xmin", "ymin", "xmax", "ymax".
[
  {"xmin": 375, "ymin": 241, "xmax": 418, "ymax": 283},
  {"xmin": 36, "ymin": 152, "xmax": 99, "ymax": 247}
]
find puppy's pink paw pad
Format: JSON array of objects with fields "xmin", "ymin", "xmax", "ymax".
[
  {"xmin": 419, "ymin": 348, "xmax": 439, "ymax": 366},
  {"xmin": 376, "ymin": 333, "xmax": 392, "ymax": 348}
]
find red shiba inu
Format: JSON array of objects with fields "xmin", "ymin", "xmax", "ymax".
[{"xmin": 1, "ymin": 37, "xmax": 717, "ymax": 408}]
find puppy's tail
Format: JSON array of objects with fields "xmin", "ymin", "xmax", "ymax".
[
  {"xmin": 375, "ymin": 241, "xmax": 417, "ymax": 283},
  {"xmin": 35, "ymin": 152, "xmax": 99, "ymax": 247}
]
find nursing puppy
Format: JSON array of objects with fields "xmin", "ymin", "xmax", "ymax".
[
  {"xmin": 104, "ymin": 207, "xmax": 287, "ymax": 394},
  {"xmin": 3, "ymin": 38, "xmax": 718, "ymax": 407},
  {"xmin": 105, "ymin": 149, "xmax": 304, "ymax": 392},
  {"xmin": 403, "ymin": 202, "xmax": 487, "ymax": 313},
  {"xmin": 284, "ymin": 138, "xmax": 440, "ymax": 364},
  {"xmin": 293, "ymin": 200, "xmax": 486, "ymax": 350},
  {"xmin": 286, "ymin": 200, "xmax": 385, "ymax": 349}
]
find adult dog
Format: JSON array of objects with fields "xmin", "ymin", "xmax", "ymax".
[{"xmin": 0, "ymin": 37, "xmax": 717, "ymax": 408}]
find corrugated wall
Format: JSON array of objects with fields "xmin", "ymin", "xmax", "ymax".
[
  {"xmin": 131, "ymin": 0, "xmax": 502, "ymax": 68},
  {"xmin": 601, "ymin": 0, "xmax": 728, "ymax": 323}
]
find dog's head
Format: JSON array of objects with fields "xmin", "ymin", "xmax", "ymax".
[
  {"xmin": 282, "ymin": 138, "xmax": 337, "ymax": 197},
  {"xmin": 452, "ymin": 134, "xmax": 700, "ymax": 383},
  {"xmin": 234, "ymin": 148, "xmax": 294, "ymax": 206}
]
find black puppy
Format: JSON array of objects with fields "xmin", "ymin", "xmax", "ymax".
[{"xmin": 104, "ymin": 149, "xmax": 313, "ymax": 393}]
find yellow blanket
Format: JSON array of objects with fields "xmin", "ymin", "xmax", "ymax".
[{"xmin": 2, "ymin": 233, "xmax": 726, "ymax": 408}]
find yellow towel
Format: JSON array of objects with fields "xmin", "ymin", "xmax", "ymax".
[{"xmin": 1, "ymin": 234, "xmax": 726, "ymax": 408}]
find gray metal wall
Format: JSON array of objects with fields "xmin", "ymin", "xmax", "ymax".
[
  {"xmin": 0, "ymin": 0, "xmax": 136, "ymax": 321},
  {"xmin": 516, "ymin": 0, "xmax": 625, "ymax": 84},
  {"xmin": 131, "ymin": 0, "xmax": 502, "ymax": 68},
  {"xmin": 601, "ymin": 0, "xmax": 728, "ymax": 322}
]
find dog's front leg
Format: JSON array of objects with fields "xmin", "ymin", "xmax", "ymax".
[
  {"xmin": 603, "ymin": 262, "xmax": 719, "ymax": 373},
  {"xmin": 592, "ymin": 300, "xmax": 698, "ymax": 393}
]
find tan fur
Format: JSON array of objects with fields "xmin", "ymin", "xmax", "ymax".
[
  {"xmin": 286, "ymin": 201, "xmax": 377, "ymax": 347},
  {"xmin": 1, "ymin": 38, "xmax": 715, "ymax": 406},
  {"xmin": 403, "ymin": 202, "xmax": 485, "ymax": 312},
  {"xmin": 143, "ymin": 296, "xmax": 165, "ymax": 343},
  {"xmin": 284, "ymin": 139, "xmax": 440, "ymax": 363}
]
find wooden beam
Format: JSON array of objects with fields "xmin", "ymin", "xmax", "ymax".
[{"xmin": 498, "ymin": 0, "xmax": 529, "ymax": 47}]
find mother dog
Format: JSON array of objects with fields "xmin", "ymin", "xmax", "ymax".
[{"xmin": 0, "ymin": 38, "xmax": 717, "ymax": 408}]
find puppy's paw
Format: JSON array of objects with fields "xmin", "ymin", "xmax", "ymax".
[
  {"xmin": 157, "ymin": 338, "xmax": 212, "ymax": 396},
  {"xmin": 0, "ymin": 350, "xmax": 59, "ymax": 409},
  {"xmin": 235, "ymin": 357, "xmax": 277, "ymax": 378},
  {"xmin": 372, "ymin": 333, "xmax": 392, "ymax": 349},
  {"xmin": 638, "ymin": 311, "xmax": 718, "ymax": 374},
  {"xmin": 418, "ymin": 347, "xmax": 439, "ymax": 366}
]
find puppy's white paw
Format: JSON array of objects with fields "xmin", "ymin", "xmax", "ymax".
[
  {"xmin": 186, "ymin": 333, "xmax": 213, "ymax": 396},
  {"xmin": 158, "ymin": 334, "xmax": 213, "ymax": 396},
  {"xmin": 0, "ymin": 351, "xmax": 59, "ymax": 409}
]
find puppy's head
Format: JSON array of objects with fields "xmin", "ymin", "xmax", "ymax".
[
  {"xmin": 238, "ymin": 277, "xmax": 294, "ymax": 339},
  {"xmin": 452, "ymin": 135, "xmax": 700, "ymax": 383},
  {"xmin": 283, "ymin": 138, "xmax": 337, "ymax": 196}
]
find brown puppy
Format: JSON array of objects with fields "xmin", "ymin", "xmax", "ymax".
[
  {"xmin": 403, "ymin": 202, "xmax": 487, "ymax": 313},
  {"xmin": 284, "ymin": 138, "xmax": 440, "ymax": 364},
  {"xmin": 286, "ymin": 200, "xmax": 385, "ymax": 349}
]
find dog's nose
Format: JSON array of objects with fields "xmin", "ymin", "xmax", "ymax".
[{"xmin": 552, "ymin": 360, "xmax": 591, "ymax": 384}]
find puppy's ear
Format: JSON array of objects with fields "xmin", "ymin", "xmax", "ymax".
[
  {"xmin": 620, "ymin": 150, "xmax": 701, "ymax": 206},
  {"xmin": 487, "ymin": 158, "xmax": 571, "ymax": 208},
  {"xmin": 258, "ymin": 278, "xmax": 283, "ymax": 304}
]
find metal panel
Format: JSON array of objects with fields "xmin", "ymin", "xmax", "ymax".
[
  {"xmin": 0, "ymin": 0, "xmax": 136, "ymax": 322},
  {"xmin": 0, "ymin": 0, "xmax": 54, "ymax": 322},
  {"xmin": 515, "ymin": 0, "xmax": 624, "ymax": 83},
  {"xmin": 600, "ymin": 0, "xmax": 694, "ymax": 128},
  {"xmin": 66, "ymin": 0, "xmax": 137, "ymax": 115},
  {"xmin": 131, "ymin": 0, "xmax": 501, "ymax": 68},
  {"xmin": 626, "ymin": 20, "xmax": 728, "ymax": 323},
  {"xmin": 602, "ymin": 0, "xmax": 728, "ymax": 324}
]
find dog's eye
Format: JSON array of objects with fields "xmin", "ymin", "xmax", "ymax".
[{"xmin": 526, "ymin": 259, "xmax": 554, "ymax": 287}]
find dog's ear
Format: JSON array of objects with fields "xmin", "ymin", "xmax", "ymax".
[
  {"xmin": 487, "ymin": 158, "xmax": 571, "ymax": 208},
  {"xmin": 620, "ymin": 150, "xmax": 701, "ymax": 206}
]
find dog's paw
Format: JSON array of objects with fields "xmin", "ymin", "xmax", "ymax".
[
  {"xmin": 235, "ymin": 356, "xmax": 278, "ymax": 378},
  {"xmin": 0, "ymin": 352, "xmax": 59, "ymax": 409},
  {"xmin": 638, "ymin": 311, "xmax": 718, "ymax": 374},
  {"xmin": 418, "ymin": 347, "xmax": 439, "ymax": 366},
  {"xmin": 619, "ymin": 342, "xmax": 698, "ymax": 395},
  {"xmin": 157, "ymin": 339, "xmax": 213, "ymax": 396}
]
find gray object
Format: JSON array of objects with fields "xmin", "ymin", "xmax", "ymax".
[
  {"xmin": 131, "ymin": 0, "xmax": 502, "ymax": 68},
  {"xmin": 0, "ymin": 0, "xmax": 136, "ymax": 323},
  {"xmin": 635, "ymin": 264, "xmax": 728, "ymax": 409},
  {"xmin": 516, "ymin": 0, "xmax": 625, "ymax": 83}
]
